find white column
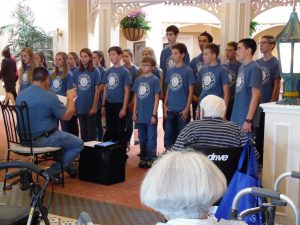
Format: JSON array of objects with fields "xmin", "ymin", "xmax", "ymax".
[
  {"xmin": 145, "ymin": 20, "xmax": 163, "ymax": 66},
  {"xmin": 260, "ymin": 102, "xmax": 300, "ymax": 225},
  {"xmin": 98, "ymin": 2, "xmax": 120, "ymax": 63},
  {"xmin": 220, "ymin": 0, "xmax": 251, "ymax": 61}
]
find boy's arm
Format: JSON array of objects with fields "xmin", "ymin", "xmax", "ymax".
[
  {"xmin": 159, "ymin": 71, "xmax": 164, "ymax": 100},
  {"xmin": 243, "ymin": 87, "xmax": 261, "ymax": 133},
  {"xmin": 271, "ymin": 79, "xmax": 281, "ymax": 102},
  {"xmin": 163, "ymin": 86, "xmax": 169, "ymax": 119},
  {"xmin": 101, "ymin": 85, "xmax": 107, "ymax": 117},
  {"xmin": 119, "ymin": 85, "xmax": 130, "ymax": 118},
  {"xmin": 223, "ymin": 84, "xmax": 230, "ymax": 108},
  {"xmin": 180, "ymin": 84, "xmax": 194, "ymax": 120},
  {"xmin": 151, "ymin": 93, "xmax": 160, "ymax": 125},
  {"xmin": 89, "ymin": 84, "xmax": 100, "ymax": 115},
  {"xmin": 132, "ymin": 93, "xmax": 137, "ymax": 122}
]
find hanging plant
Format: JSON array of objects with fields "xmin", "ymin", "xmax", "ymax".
[{"xmin": 120, "ymin": 10, "xmax": 151, "ymax": 41}]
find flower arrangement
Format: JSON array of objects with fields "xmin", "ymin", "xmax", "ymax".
[{"xmin": 120, "ymin": 10, "xmax": 151, "ymax": 31}]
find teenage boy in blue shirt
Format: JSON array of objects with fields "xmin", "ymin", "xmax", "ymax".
[
  {"xmin": 164, "ymin": 43, "xmax": 195, "ymax": 150},
  {"xmin": 160, "ymin": 25, "xmax": 190, "ymax": 99},
  {"xmin": 255, "ymin": 35, "xmax": 280, "ymax": 164},
  {"xmin": 132, "ymin": 56, "xmax": 160, "ymax": 168},
  {"xmin": 102, "ymin": 46, "xmax": 132, "ymax": 147},
  {"xmin": 196, "ymin": 44, "xmax": 230, "ymax": 119},
  {"xmin": 222, "ymin": 41, "xmax": 242, "ymax": 120},
  {"xmin": 190, "ymin": 31, "xmax": 221, "ymax": 119},
  {"xmin": 231, "ymin": 38, "xmax": 262, "ymax": 134}
]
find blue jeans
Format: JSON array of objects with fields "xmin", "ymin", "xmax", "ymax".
[
  {"xmin": 164, "ymin": 111, "xmax": 190, "ymax": 149},
  {"xmin": 77, "ymin": 114, "xmax": 96, "ymax": 142},
  {"xmin": 33, "ymin": 130, "xmax": 84, "ymax": 177},
  {"xmin": 138, "ymin": 123, "xmax": 157, "ymax": 161}
]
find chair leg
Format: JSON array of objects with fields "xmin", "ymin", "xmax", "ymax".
[
  {"xmin": 3, "ymin": 151, "xmax": 11, "ymax": 190},
  {"xmin": 60, "ymin": 150, "xmax": 64, "ymax": 187}
]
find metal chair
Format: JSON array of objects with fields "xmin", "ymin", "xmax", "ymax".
[{"xmin": 0, "ymin": 101, "xmax": 64, "ymax": 188}]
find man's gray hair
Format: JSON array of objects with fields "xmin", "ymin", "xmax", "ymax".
[
  {"xmin": 200, "ymin": 95, "xmax": 226, "ymax": 118},
  {"xmin": 140, "ymin": 150, "xmax": 227, "ymax": 220}
]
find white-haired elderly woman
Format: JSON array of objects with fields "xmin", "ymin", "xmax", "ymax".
[{"xmin": 140, "ymin": 150, "xmax": 227, "ymax": 225}]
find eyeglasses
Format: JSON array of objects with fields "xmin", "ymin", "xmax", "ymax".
[{"xmin": 141, "ymin": 64, "xmax": 152, "ymax": 67}]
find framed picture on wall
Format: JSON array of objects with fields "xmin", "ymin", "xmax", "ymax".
[{"xmin": 134, "ymin": 41, "xmax": 145, "ymax": 66}]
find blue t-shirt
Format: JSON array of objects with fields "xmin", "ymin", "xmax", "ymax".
[
  {"xmin": 126, "ymin": 65, "xmax": 139, "ymax": 83},
  {"xmin": 16, "ymin": 85, "xmax": 66, "ymax": 137},
  {"xmin": 197, "ymin": 64, "xmax": 230, "ymax": 100},
  {"xmin": 50, "ymin": 71, "xmax": 73, "ymax": 96},
  {"xmin": 222, "ymin": 62, "xmax": 242, "ymax": 102},
  {"xmin": 160, "ymin": 46, "xmax": 190, "ymax": 93},
  {"xmin": 190, "ymin": 54, "xmax": 221, "ymax": 96},
  {"xmin": 165, "ymin": 65, "xmax": 195, "ymax": 112},
  {"xmin": 97, "ymin": 66, "xmax": 107, "ymax": 109},
  {"xmin": 70, "ymin": 66, "xmax": 77, "ymax": 73},
  {"xmin": 19, "ymin": 66, "xmax": 31, "ymax": 92},
  {"xmin": 132, "ymin": 75, "xmax": 161, "ymax": 124},
  {"xmin": 102, "ymin": 66, "xmax": 132, "ymax": 103},
  {"xmin": 230, "ymin": 61, "xmax": 262, "ymax": 127},
  {"xmin": 73, "ymin": 67, "xmax": 101, "ymax": 114},
  {"xmin": 256, "ymin": 57, "xmax": 280, "ymax": 103}
]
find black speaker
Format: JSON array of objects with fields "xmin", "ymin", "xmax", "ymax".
[{"xmin": 79, "ymin": 142, "xmax": 126, "ymax": 185}]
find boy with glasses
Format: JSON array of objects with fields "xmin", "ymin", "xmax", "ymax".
[
  {"xmin": 132, "ymin": 56, "xmax": 161, "ymax": 168},
  {"xmin": 255, "ymin": 35, "xmax": 281, "ymax": 164}
]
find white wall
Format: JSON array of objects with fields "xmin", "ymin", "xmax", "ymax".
[{"xmin": 0, "ymin": 0, "xmax": 68, "ymax": 54}]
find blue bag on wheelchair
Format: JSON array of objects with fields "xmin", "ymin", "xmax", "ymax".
[{"xmin": 215, "ymin": 141, "xmax": 263, "ymax": 225}]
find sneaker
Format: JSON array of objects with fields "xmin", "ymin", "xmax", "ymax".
[
  {"xmin": 144, "ymin": 160, "xmax": 153, "ymax": 169},
  {"xmin": 67, "ymin": 169, "xmax": 78, "ymax": 178},
  {"xmin": 138, "ymin": 160, "xmax": 147, "ymax": 168}
]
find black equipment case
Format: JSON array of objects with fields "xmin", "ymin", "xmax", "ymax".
[{"xmin": 79, "ymin": 142, "xmax": 126, "ymax": 185}]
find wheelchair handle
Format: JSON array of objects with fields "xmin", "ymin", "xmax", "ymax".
[
  {"xmin": 0, "ymin": 161, "xmax": 49, "ymax": 181},
  {"xmin": 274, "ymin": 171, "xmax": 300, "ymax": 191},
  {"xmin": 231, "ymin": 187, "xmax": 299, "ymax": 225}
]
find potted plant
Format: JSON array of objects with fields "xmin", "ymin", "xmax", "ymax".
[{"xmin": 120, "ymin": 10, "xmax": 151, "ymax": 41}]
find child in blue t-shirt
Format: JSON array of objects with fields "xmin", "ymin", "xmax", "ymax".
[
  {"xmin": 68, "ymin": 52, "xmax": 79, "ymax": 73},
  {"xmin": 92, "ymin": 50, "xmax": 107, "ymax": 141},
  {"xmin": 196, "ymin": 44, "xmax": 230, "ymax": 119},
  {"xmin": 123, "ymin": 49, "xmax": 139, "ymax": 148},
  {"xmin": 132, "ymin": 56, "xmax": 161, "ymax": 168},
  {"xmin": 73, "ymin": 48, "xmax": 101, "ymax": 142},
  {"xmin": 163, "ymin": 43, "xmax": 195, "ymax": 150},
  {"xmin": 101, "ymin": 46, "xmax": 132, "ymax": 147},
  {"xmin": 159, "ymin": 25, "xmax": 190, "ymax": 98},
  {"xmin": 50, "ymin": 52, "xmax": 79, "ymax": 137},
  {"xmin": 19, "ymin": 48, "xmax": 36, "ymax": 92}
]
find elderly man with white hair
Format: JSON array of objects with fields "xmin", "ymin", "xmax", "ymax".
[
  {"xmin": 172, "ymin": 95, "xmax": 247, "ymax": 151},
  {"xmin": 140, "ymin": 150, "xmax": 247, "ymax": 225}
]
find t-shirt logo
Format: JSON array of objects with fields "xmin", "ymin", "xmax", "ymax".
[
  {"xmin": 166, "ymin": 56, "xmax": 175, "ymax": 69},
  {"xmin": 236, "ymin": 72, "xmax": 245, "ymax": 92},
  {"xmin": 22, "ymin": 72, "xmax": 28, "ymax": 84},
  {"xmin": 107, "ymin": 73, "xmax": 119, "ymax": 89},
  {"xmin": 228, "ymin": 69, "xmax": 236, "ymax": 86},
  {"xmin": 137, "ymin": 82, "xmax": 150, "ymax": 99},
  {"xmin": 51, "ymin": 77, "xmax": 62, "ymax": 92},
  {"xmin": 170, "ymin": 73, "xmax": 183, "ymax": 91},
  {"xmin": 202, "ymin": 72, "xmax": 216, "ymax": 90},
  {"xmin": 78, "ymin": 74, "xmax": 91, "ymax": 91},
  {"xmin": 261, "ymin": 67, "xmax": 270, "ymax": 85},
  {"xmin": 196, "ymin": 62, "xmax": 204, "ymax": 72}
]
